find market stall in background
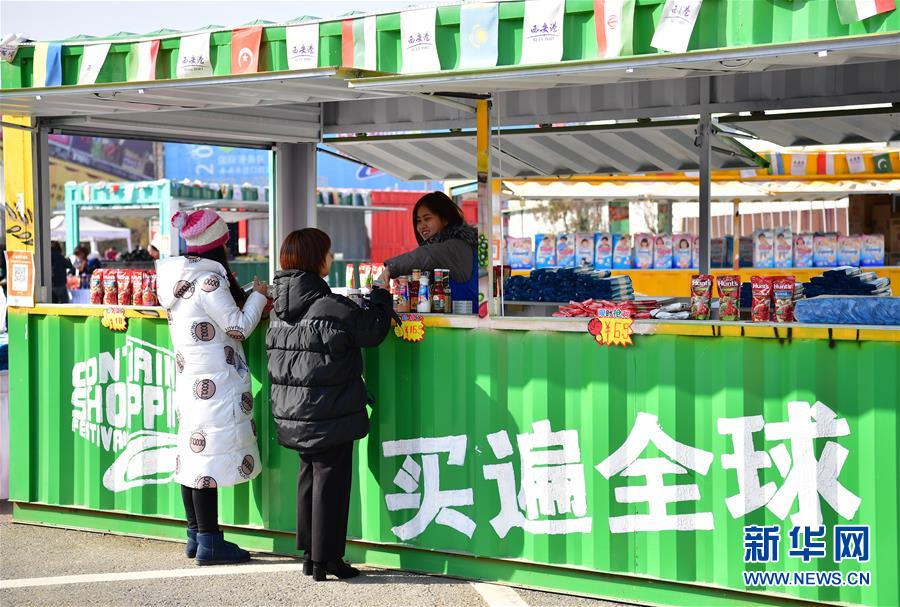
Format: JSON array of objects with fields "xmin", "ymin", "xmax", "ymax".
[{"xmin": 2, "ymin": 2, "xmax": 899, "ymax": 607}]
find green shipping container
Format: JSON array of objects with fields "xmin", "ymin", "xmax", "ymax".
[{"xmin": 7, "ymin": 311, "xmax": 899, "ymax": 606}]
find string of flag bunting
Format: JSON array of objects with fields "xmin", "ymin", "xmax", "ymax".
[{"xmin": 1, "ymin": 0, "xmax": 895, "ymax": 88}]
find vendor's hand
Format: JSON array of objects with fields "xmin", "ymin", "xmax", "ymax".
[
  {"xmin": 390, "ymin": 309, "xmax": 403, "ymax": 327},
  {"xmin": 252, "ymin": 276, "xmax": 268, "ymax": 297}
]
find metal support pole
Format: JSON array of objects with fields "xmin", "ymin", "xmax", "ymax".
[
  {"xmin": 476, "ymin": 99, "xmax": 492, "ymax": 317},
  {"xmin": 272, "ymin": 143, "xmax": 317, "ymax": 277},
  {"xmin": 34, "ymin": 124, "xmax": 53, "ymax": 303}
]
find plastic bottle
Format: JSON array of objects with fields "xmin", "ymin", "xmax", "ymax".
[
  {"xmin": 417, "ymin": 277, "xmax": 431, "ymax": 313},
  {"xmin": 432, "ymin": 270, "xmax": 446, "ymax": 313}
]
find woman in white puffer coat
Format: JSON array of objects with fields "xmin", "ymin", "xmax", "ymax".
[{"xmin": 156, "ymin": 209, "xmax": 268, "ymax": 566}]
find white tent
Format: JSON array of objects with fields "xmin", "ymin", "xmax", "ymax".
[{"xmin": 50, "ymin": 215, "xmax": 133, "ymax": 252}]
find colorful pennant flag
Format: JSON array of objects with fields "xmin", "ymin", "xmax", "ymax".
[
  {"xmin": 341, "ymin": 16, "xmax": 377, "ymax": 71},
  {"xmin": 231, "ymin": 26, "xmax": 263, "ymax": 74},
  {"xmin": 400, "ymin": 8, "xmax": 440, "ymax": 73},
  {"xmin": 816, "ymin": 152, "xmax": 836, "ymax": 175},
  {"xmin": 176, "ymin": 32, "xmax": 213, "ymax": 78},
  {"xmin": 521, "ymin": 0, "xmax": 565, "ymax": 65},
  {"xmin": 651, "ymin": 0, "xmax": 704, "ymax": 54},
  {"xmin": 32, "ymin": 43, "xmax": 49, "ymax": 86},
  {"xmin": 790, "ymin": 153, "xmax": 807, "ymax": 176},
  {"xmin": 835, "ymin": 0, "xmax": 896, "ymax": 24},
  {"xmin": 286, "ymin": 23, "xmax": 319, "ymax": 70},
  {"xmin": 459, "ymin": 2, "xmax": 499, "ymax": 69},
  {"xmin": 77, "ymin": 43, "xmax": 110, "ymax": 85},
  {"xmin": 595, "ymin": 0, "xmax": 635, "ymax": 59},
  {"xmin": 873, "ymin": 152, "xmax": 893, "ymax": 173},
  {"xmin": 767, "ymin": 152, "xmax": 785, "ymax": 175},
  {"xmin": 847, "ymin": 152, "xmax": 867, "ymax": 174},
  {"xmin": 126, "ymin": 39, "xmax": 160, "ymax": 82},
  {"xmin": 33, "ymin": 43, "xmax": 63, "ymax": 87}
]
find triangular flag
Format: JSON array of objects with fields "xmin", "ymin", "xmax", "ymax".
[
  {"xmin": 651, "ymin": 0, "xmax": 704, "ymax": 54},
  {"xmin": 286, "ymin": 23, "xmax": 319, "ymax": 70},
  {"xmin": 176, "ymin": 32, "xmax": 213, "ymax": 78},
  {"xmin": 400, "ymin": 7, "xmax": 441, "ymax": 73},
  {"xmin": 78, "ymin": 43, "xmax": 110, "ymax": 85},
  {"xmin": 126, "ymin": 40, "xmax": 159, "ymax": 82},
  {"xmin": 459, "ymin": 2, "xmax": 498, "ymax": 69},
  {"xmin": 768, "ymin": 153, "xmax": 785, "ymax": 175},
  {"xmin": 231, "ymin": 26, "xmax": 262, "ymax": 75},
  {"xmin": 873, "ymin": 152, "xmax": 893, "ymax": 173},
  {"xmin": 521, "ymin": 0, "xmax": 565, "ymax": 65},
  {"xmin": 341, "ymin": 16, "xmax": 377, "ymax": 70},
  {"xmin": 847, "ymin": 152, "xmax": 867, "ymax": 174},
  {"xmin": 816, "ymin": 152, "xmax": 836, "ymax": 175},
  {"xmin": 835, "ymin": 0, "xmax": 896, "ymax": 25},
  {"xmin": 595, "ymin": 0, "xmax": 635, "ymax": 59},
  {"xmin": 790, "ymin": 154, "xmax": 807, "ymax": 176},
  {"xmin": 32, "ymin": 42, "xmax": 49, "ymax": 87}
]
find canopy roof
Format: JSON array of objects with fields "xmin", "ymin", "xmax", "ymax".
[{"xmin": 49, "ymin": 214, "xmax": 133, "ymax": 248}]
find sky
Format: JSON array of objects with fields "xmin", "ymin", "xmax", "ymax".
[{"xmin": 2, "ymin": 0, "xmax": 446, "ymax": 40}]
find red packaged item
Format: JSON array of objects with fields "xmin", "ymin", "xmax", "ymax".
[
  {"xmin": 716, "ymin": 275, "xmax": 741, "ymax": 321},
  {"xmin": 131, "ymin": 271, "xmax": 143, "ymax": 306},
  {"xmin": 772, "ymin": 276, "xmax": 796, "ymax": 323},
  {"xmin": 143, "ymin": 271, "xmax": 158, "ymax": 307},
  {"xmin": 690, "ymin": 274, "xmax": 713, "ymax": 320},
  {"xmin": 102, "ymin": 271, "xmax": 118, "ymax": 305},
  {"xmin": 117, "ymin": 270, "xmax": 133, "ymax": 306},
  {"xmin": 751, "ymin": 276, "xmax": 774, "ymax": 322},
  {"xmin": 89, "ymin": 270, "xmax": 104, "ymax": 305}
]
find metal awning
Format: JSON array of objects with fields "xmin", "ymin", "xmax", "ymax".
[
  {"xmin": 720, "ymin": 107, "xmax": 900, "ymax": 147},
  {"xmin": 326, "ymin": 120, "xmax": 763, "ymax": 181}
]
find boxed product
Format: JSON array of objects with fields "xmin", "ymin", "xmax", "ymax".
[
  {"xmin": 861, "ymin": 234, "xmax": 885, "ymax": 266},
  {"xmin": 772, "ymin": 276, "xmax": 796, "ymax": 323},
  {"xmin": 690, "ymin": 274, "xmax": 713, "ymax": 320},
  {"xmin": 814, "ymin": 234, "xmax": 837, "ymax": 267},
  {"xmin": 634, "ymin": 233, "xmax": 654, "ymax": 269},
  {"xmin": 837, "ymin": 235, "xmax": 861, "ymax": 267},
  {"xmin": 674, "ymin": 234, "xmax": 693, "ymax": 269},
  {"xmin": 750, "ymin": 276, "xmax": 774, "ymax": 322},
  {"xmin": 535, "ymin": 234, "xmax": 557, "ymax": 268},
  {"xmin": 753, "ymin": 229, "xmax": 775, "ymax": 268},
  {"xmin": 710, "ymin": 238, "xmax": 727, "ymax": 268},
  {"xmin": 653, "ymin": 234, "xmax": 673, "ymax": 269},
  {"xmin": 739, "ymin": 237, "xmax": 754, "ymax": 268},
  {"xmin": 612, "ymin": 234, "xmax": 633, "ymax": 269},
  {"xmin": 593, "ymin": 232, "xmax": 613, "ymax": 270},
  {"xmin": 793, "ymin": 233, "xmax": 814, "ymax": 267},
  {"xmin": 557, "ymin": 233, "xmax": 576, "ymax": 268},
  {"xmin": 576, "ymin": 233, "xmax": 594, "ymax": 268},
  {"xmin": 507, "ymin": 237, "xmax": 534, "ymax": 270},
  {"xmin": 716, "ymin": 275, "xmax": 741, "ymax": 321},
  {"xmin": 692, "ymin": 235, "xmax": 700, "ymax": 269},
  {"xmin": 774, "ymin": 228, "xmax": 793, "ymax": 268}
]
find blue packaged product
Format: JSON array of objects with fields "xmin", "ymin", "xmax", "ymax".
[
  {"xmin": 653, "ymin": 234, "xmax": 673, "ymax": 269},
  {"xmin": 861, "ymin": 234, "xmax": 885, "ymax": 266},
  {"xmin": 612, "ymin": 234, "xmax": 634, "ymax": 269},
  {"xmin": 774, "ymin": 228, "xmax": 793, "ymax": 268},
  {"xmin": 535, "ymin": 234, "xmax": 557, "ymax": 268},
  {"xmin": 674, "ymin": 234, "xmax": 693, "ymax": 269},
  {"xmin": 753, "ymin": 229, "xmax": 775, "ymax": 268},
  {"xmin": 793, "ymin": 233, "xmax": 814, "ymax": 267},
  {"xmin": 814, "ymin": 235, "xmax": 837, "ymax": 267},
  {"xmin": 593, "ymin": 232, "xmax": 613, "ymax": 269},
  {"xmin": 576, "ymin": 233, "xmax": 595, "ymax": 268},
  {"xmin": 634, "ymin": 233, "xmax": 654, "ymax": 269},
  {"xmin": 837, "ymin": 235, "xmax": 861, "ymax": 267},
  {"xmin": 507, "ymin": 237, "xmax": 533, "ymax": 270},
  {"xmin": 556, "ymin": 233, "xmax": 576, "ymax": 268}
]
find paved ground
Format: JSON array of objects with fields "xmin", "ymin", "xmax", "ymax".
[{"xmin": 0, "ymin": 502, "xmax": 636, "ymax": 607}]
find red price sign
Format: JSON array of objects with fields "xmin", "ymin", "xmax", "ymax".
[
  {"xmin": 587, "ymin": 306, "xmax": 634, "ymax": 347},
  {"xmin": 394, "ymin": 313, "xmax": 426, "ymax": 343}
]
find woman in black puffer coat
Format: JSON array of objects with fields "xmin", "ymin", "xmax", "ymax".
[{"xmin": 266, "ymin": 228, "xmax": 394, "ymax": 582}]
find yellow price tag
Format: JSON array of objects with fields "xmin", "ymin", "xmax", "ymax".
[
  {"xmin": 393, "ymin": 313, "xmax": 426, "ymax": 343},
  {"xmin": 587, "ymin": 308, "xmax": 634, "ymax": 347},
  {"xmin": 101, "ymin": 307, "xmax": 128, "ymax": 332}
]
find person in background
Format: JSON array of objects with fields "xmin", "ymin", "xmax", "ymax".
[
  {"xmin": 147, "ymin": 237, "xmax": 163, "ymax": 260},
  {"xmin": 71, "ymin": 246, "xmax": 88, "ymax": 274},
  {"xmin": 50, "ymin": 242, "xmax": 74, "ymax": 304},
  {"xmin": 156, "ymin": 209, "xmax": 268, "ymax": 566},
  {"xmin": 266, "ymin": 228, "xmax": 395, "ymax": 582},
  {"xmin": 382, "ymin": 192, "xmax": 479, "ymax": 313}
]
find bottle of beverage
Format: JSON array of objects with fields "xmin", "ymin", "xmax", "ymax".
[
  {"xmin": 410, "ymin": 269, "xmax": 421, "ymax": 310},
  {"xmin": 432, "ymin": 270, "xmax": 446, "ymax": 313},
  {"xmin": 441, "ymin": 269, "xmax": 451, "ymax": 312},
  {"xmin": 417, "ymin": 277, "xmax": 431, "ymax": 313},
  {"xmin": 394, "ymin": 277, "xmax": 410, "ymax": 313}
]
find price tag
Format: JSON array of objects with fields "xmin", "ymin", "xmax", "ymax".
[
  {"xmin": 587, "ymin": 306, "xmax": 634, "ymax": 347},
  {"xmin": 101, "ymin": 307, "xmax": 128, "ymax": 332},
  {"xmin": 394, "ymin": 313, "xmax": 426, "ymax": 343}
]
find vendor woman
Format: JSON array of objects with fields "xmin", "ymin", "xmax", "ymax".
[{"xmin": 383, "ymin": 192, "xmax": 479, "ymax": 313}]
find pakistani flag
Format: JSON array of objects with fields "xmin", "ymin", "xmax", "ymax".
[
  {"xmin": 459, "ymin": 2, "xmax": 498, "ymax": 69},
  {"xmin": 835, "ymin": 0, "xmax": 895, "ymax": 24},
  {"xmin": 873, "ymin": 153, "xmax": 894, "ymax": 174}
]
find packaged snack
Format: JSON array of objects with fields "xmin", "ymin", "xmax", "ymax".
[
  {"xmin": 370, "ymin": 263, "xmax": 385, "ymax": 287},
  {"xmin": 772, "ymin": 276, "xmax": 796, "ymax": 323},
  {"xmin": 774, "ymin": 228, "xmax": 793, "ymax": 268},
  {"xmin": 103, "ymin": 271, "xmax": 118, "ymax": 305},
  {"xmin": 556, "ymin": 233, "xmax": 576, "ymax": 268},
  {"xmin": 143, "ymin": 271, "xmax": 158, "ymax": 307},
  {"xmin": 345, "ymin": 263, "xmax": 356, "ymax": 289},
  {"xmin": 393, "ymin": 277, "xmax": 410, "ymax": 313},
  {"xmin": 89, "ymin": 270, "xmax": 104, "ymax": 305},
  {"xmin": 751, "ymin": 276, "xmax": 774, "ymax": 322},
  {"xmin": 507, "ymin": 237, "xmax": 533, "ymax": 269},
  {"xmin": 359, "ymin": 263, "xmax": 373, "ymax": 289},
  {"xmin": 716, "ymin": 275, "xmax": 741, "ymax": 321},
  {"xmin": 653, "ymin": 234, "xmax": 673, "ymax": 269},
  {"xmin": 674, "ymin": 234, "xmax": 693, "ymax": 269},
  {"xmin": 131, "ymin": 271, "xmax": 144, "ymax": 306},
  {"xmin": 575, "ymin": 233, "xmax": 594, "ymax": 268},
  {"xmin": 861, "ymin": 234, "xmax": 885, "ymax": 266},
  {"xmin": 634, "ymin": 233, "xmax": 654, "ymax": 269},
  {"xmin": 793, "ymin": 233, "xmax": 814, "ymax": 267},
  {"xmin": 814, "ymin": 234, "xmax": 837, "ymax": 267},
  {"xmin": 837, "ymin": 235, "xmax": 861, "ymax": 267},
  {"xmin": 690, "ymin": 274, "xmax": 713, "ymax": 320},
  {"xmin": 753, "ymin": 229, "xmax": 775, "ymax": 268},
  {"xmin": 691, "ymin": 235, "xmax": 700, "ymax": 269},
  {"xmin": 535, "ymin": 234, "xmax": 557, "ymax": 268},
  {"xmin": 593, "ymin": 233, "xmax": 612, "ymax": 270},
  {"xmin": 612, "ymin": 234, "xmax": 633, "ymax": 269},
  {"xmin": 117, "ymin": 270, "xmax": 133, "ymax": 306}
]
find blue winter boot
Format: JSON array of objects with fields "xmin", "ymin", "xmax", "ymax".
[
  {"xmin": 195, "ymin": 531, "xmax": 251, "ymax": 566},
  {"xmin": 185, "ymin": 528, "xmax": 198, "ymax": 558}
]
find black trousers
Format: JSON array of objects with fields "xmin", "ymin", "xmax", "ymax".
[
  {"xmin": 296, "ymin": 442, "xmax": 354, "ymax": 563},
  {"xmin": 181, "ymin": 485, "xmax": 219, "ymax": 533}
]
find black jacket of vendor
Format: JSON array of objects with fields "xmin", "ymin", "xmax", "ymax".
[{"xmin": 266, "ymin": 270, "xmax": 393, "ymax": 453}]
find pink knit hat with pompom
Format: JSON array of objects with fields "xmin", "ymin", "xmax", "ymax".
[{"xmin": 171, "ymin": 210, "xmax": 229, "ymax": 254}]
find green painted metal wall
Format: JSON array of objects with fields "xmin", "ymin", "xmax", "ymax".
[{"xmin": 7, "ymin": 311, "xmax": 899, "ymax": 606}]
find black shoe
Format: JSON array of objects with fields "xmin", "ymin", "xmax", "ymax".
[
  {"xmin": 302, "ymin": 556, "xmax": 313, "ymax": 576},
  {"xmin": 313, "ymin": 560, "xmax": 360, "ymax": 581}
]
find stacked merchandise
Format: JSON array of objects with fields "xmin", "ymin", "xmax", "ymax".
[
  {"xmin": 554, "ymin": 299, "xmax": 661, "ymax": 319},
  {"xmin": 89, "ymin": 269, "xmax": 158, "ymax": 306},
  {"xmin": 504, "ymin": 269, "xmax": 634, "ymax": 302},
  {"xmin": 803, "ymin": 267, "xmax": 892, "ymax": 298}
]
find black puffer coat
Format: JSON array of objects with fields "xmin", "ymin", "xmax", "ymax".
[{"xmin": 266, "ymin": 270, "xmax": 393, "ymax": 453}]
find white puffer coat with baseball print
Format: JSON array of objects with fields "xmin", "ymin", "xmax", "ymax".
[{"xmin": 157, "ymin": 255, "xmax": 266, "ymax": 489}]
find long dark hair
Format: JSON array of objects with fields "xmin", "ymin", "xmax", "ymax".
[
  {"xmin": 197, "ymin": 245, "xmax": 247, "ymax": 308},
  {"xmin": 412, "ymin": 192, "xmax": 466, "ymax": 245}
]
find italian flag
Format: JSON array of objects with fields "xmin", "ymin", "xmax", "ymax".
[
  {"xmin": 595, "ymin": 0, "xmax": 635, "ymax": 59},
  {"xmin": 126, "ymin": 39, "xmax": 160, "ymax": 82},
  {"xmin": 835, "ymin": 0, "xmax": 895, "ymax": 24},
  {"xmin": 341, "ymin": 16, "xmax": 377, "ymax": 70}
]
